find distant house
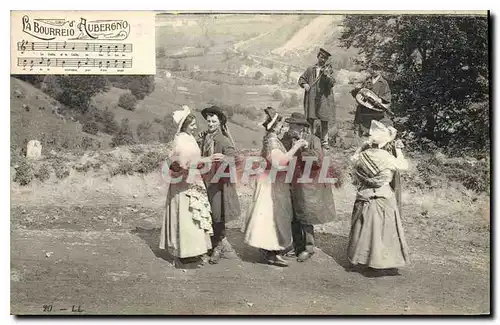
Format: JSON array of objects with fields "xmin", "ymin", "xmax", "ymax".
[{"xmin": 238, "ymin": 65, "xmax": 250, "ymax": 77}]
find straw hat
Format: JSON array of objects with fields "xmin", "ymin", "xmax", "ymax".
[
  {"xmin": 172, "ymin": 105, "xmax": 192, "ymax": 135},
  {"xmin": 368, "ymin": 120, "xmax": 397, "ymax": 148}
]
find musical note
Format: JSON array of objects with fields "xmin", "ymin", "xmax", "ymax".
[
  {"xmin": 47, "ymin": 59, "xmax": 52, "ymax": 67},
  {"xmin": 107, "ymin": 45, "xmax": 111, "ymax": 53},
  {"xmin": 98, "ymin": 60, "xmax": 103, "ymax": 68},
  {"xmin": 85, "ymin": 43, "xmax": 89, "ymax": 51},
  {"xmin": 99, "ymin": 45, "xmax": 103, "ymax": 53},
  {"xmin": 106, "ymin": 60, "xmax": 110, "ymax": 68},
  {"xmin": 77, "ymin": 60, "xmax": 81, "ymax": 68},
  {"xmin": 114, "ymin": 59, "xmax": 118, "ymax": 68},
  {"xmin": 22, "ymin": 59, "xmax": 27, "ymax": 67},
  {"xmin": 63, "ymin": 41, "xmax": 67, "ymax": 49},
  {"xmin": 46, "ymin": 42, "xmax": 50, "ymax": 49}
]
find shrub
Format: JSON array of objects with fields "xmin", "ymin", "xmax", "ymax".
[
  {"xmin": 102, "ymin": 110, "xmax": 118, "ymax": 135},
  {"xmin": 53, "ymin": 76, "xmax": 109, "ymax": 113},
  {"xmin": 254, "ymin": 71, "xmax": 263, "ymax": 80},
  {"xmin": 129, "ymin": 75, "xmax": 155, "ymax": 100},
  {"xmin": 111, "ymin": 118, "xmax": 136, "ymax": 147},
  {"xmin": 111, "ymin": 160, "xmax": 135, "ymax": 176},
  {"xmin": 271, "ymin": 72, "xmax": 280, "ymax": 84},
  {"xmin": 14, "ymin": 159, "xmax": 34, "ymax": 186},
  {"xmin": 272, "ymin": 90, "xmax": 283, "ymax": 100},
  {"xmin": 118, "ymin": 92, "xmax": 138, "ymax": 111},
  {"xmin": 289, "ymin": 93, "xmax": 300, "ymax": 107},
  {"xmin": 80, "ymin": 137, "xmax": 101, "ymax": 151},
  {"xmin": 136, "ymin": 121, "xmax": 156, "ymax": 143},
  {"xmin": 53, "ymin": 160, "xmax": 70, "ymax": 179},
  {"xmin": 34, "ymin": 163, "xmax": 52, "ymax": 182},
  {"xmin": 135, "ymin": 151, "xmax": 164, "ymax": 174},
  {"xmin": 82, "ymin": 121, "xmax": 99, "ymax": 135}
]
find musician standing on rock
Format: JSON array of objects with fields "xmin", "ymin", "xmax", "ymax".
[
  {"xmin": 351, "ymin": 63, "xmax": 392, "ymax": 137},
  {"xmin": 298, "ymin": 48, "xmax": 336, "ymax": 150}
]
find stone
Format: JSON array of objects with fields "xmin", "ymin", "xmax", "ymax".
[{"xmin": 26, "ymin": 140, "xmax": 42, "ymax": 160}]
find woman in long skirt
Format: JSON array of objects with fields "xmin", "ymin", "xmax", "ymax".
[
  {"xmin": 347, "ymin": 120, "xmax": 411, "ymax": 273},
  {"xmin": 159, "ymin": 105, "xmax": 221, "ymax": 268},
  {"xmin": 243, "ymin": 107, "xmax": 309, "ymax": 267}
]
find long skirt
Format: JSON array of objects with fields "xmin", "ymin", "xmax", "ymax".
[
  {"xmin": 160, "ymin": 182, "xmax": 212, "ymax": 258},
  {"xmin": 243, "ymin": 177, "xmax": 293, "ymax": 251},
  {"xmin": 347, "ymin": 189, "xmax": 410, "ymax": 269}
]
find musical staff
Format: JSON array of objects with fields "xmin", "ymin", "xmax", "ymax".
[
  {"xmin": 17, "ymin": 57, "xmax": 133, "ymax": 69},
  {"xmin": 17, "ymin": 40, "xmax": 133, "ymax": 53}
]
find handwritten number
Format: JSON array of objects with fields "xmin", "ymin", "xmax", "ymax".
[{"xmin": 43, "ymin": 305, "xmax": 53, "ymax": 312}]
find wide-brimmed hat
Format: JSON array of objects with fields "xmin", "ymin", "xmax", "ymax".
[
  {"xmin": 368, "ymin": 120, "xmax": 397, "ymax": 148},
  {"xmin": 285, "ymin": 112, "xmax": 310, "ymax": 127},
  {"xmin": 318, "ymin": 48, "xmax": 332, "ymax": 58},
  {"xmin": 262, "ymin": 107, "xmax": 281, "ymax": 131},
  {"xmin": 172, "ymin": 105, "xmax": 192, "ymax": 135},
  {"xmin": 201, "ymin": 105, "xmax": 227, "ymax": 125}
]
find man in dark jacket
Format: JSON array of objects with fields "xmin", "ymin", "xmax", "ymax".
[
  {"xmin": 351, "ymin": 63, "xmax": 392, "ymax": 137},
  {"xmin": 198, "ymin": 106, "xmax": 241, "ymax": 264},
  {"xmin": 281, "ymin": 113, "xmax": 337, "ymax": 262},
  {"xmin": 298, "ymin": 48, "xmax": 336, "ymax": 150}
]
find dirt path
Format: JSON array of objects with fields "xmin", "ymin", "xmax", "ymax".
[{"xmin": 10, "ymin": 204, "xmax": 490, "ymax": 315}]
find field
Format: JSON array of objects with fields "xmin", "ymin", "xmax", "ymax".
[{"xmin": 10, "ymin": 13, "xmax": 490, "ymax": 315}]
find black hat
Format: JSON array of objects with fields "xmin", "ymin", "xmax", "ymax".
[
  {"xmin": 262, "ymin": 107, "xmax": 281, "ymax": 130},
  {"xmin": 201, "ymin": 105, "xmax": 227, "ymax": 124},
  {"xmin": 318, "ymin": 48, "xmax": 332, "ymax": 58},
  {"xmin": 285, "ymin": 112, "xmax": 310, "ymax": 127}
]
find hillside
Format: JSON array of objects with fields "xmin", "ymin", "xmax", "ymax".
[{"xmin": 10, "ymin": 77, "xmax": 111, "ymax": 154}]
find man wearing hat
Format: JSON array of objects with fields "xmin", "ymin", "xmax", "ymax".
[
  {"xmin": 298, "ymin": 48, "xmax": 336, "ymax": 150},
  {"xmin": 281, "ymin": 112, "xmax": 337, "ymax": 262},
  {"xmin": 198, "ymin": 105, "xmax": 241, "ymax": 264},
  {"xmin": 351, "ymin": 63, "xmax": 393, "ymax": 137}
]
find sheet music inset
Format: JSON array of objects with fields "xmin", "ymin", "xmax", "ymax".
[{"xmin": 11, "ymin": 11, "xmax": 155, "ymax": 75}]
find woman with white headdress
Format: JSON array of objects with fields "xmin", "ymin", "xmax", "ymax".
[
  {"xmin": 347, "ymin": 120, "xmax": 411, "ymax": 273},
  {"xmin": 243, "ymin": 107, "xmax": 309, "ymax": 267},
  {"xmin": 159, "ymin": 105, "xmax": 221, "ymax": 268}
]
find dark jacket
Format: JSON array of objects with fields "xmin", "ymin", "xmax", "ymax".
[
  {"xmin": 198, "ymin": 129, "xmax": 241, "ymax": 224},
  {"xmin": 281, "ymin": 131, "xmax": 337, "ymax": 225},
  {"xmin": 298, "ymin": 66, "xmax": 336, "ymax": 122},
  {"xmin": 352, "ymin": 75, "xmax": 392, "ymax": 134}
]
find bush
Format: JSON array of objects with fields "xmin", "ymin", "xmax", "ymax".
[
  {"xmin": 129, "ymin": 75, "xmax": 155, "ymax": 100},
  {"xmin": 111, "ymin": 118, "xmax": 136, "ymax": 147},
  {"xmin": 136, "ymin": 121, "xmax": 156, "ymax": 143},
  {"xmin": 135, "ymin": 151, "xmax": 164, "ymax": 174},
  {"xmin": 35, "ymin": 163, "xmax": 52, "ymax": 182},
  {"xmin": 53, "ymin": 160, "xmax": 70, "ymax": 179},
  {"xmin": 118, "ymin": 92, "xmax": 138, "ymax": 111},
  {"xmin": 111, "ymin": 160, "xmax": 135, "ymax": 176},
  {"xmin": 82, "ymin": 121, "xmax": 99, "ymax": 135},
  {"xmin": 53, "ymin": 76, "xmax": 109, "ymax": 113},
  {"xmin": 80, "ymin": 136, "xmax": 101, "ymax": 151},
  {"xmin": 272, "ymin": 90, "xmax": 283, "ymax": 100},
  {"xmin": 254, "ymin": 71, "xmax": 263, "ymax": 80},
  {"xmin": 289, "ymin": 93, "xmax": 300, "ymax": 107},
  {"xmin": 102, "ymin": 110, "xmax": 118, "ymax": 135},
  {"xmin": 14, "ymin": 159, "xmax": 34, "ymax": 186},
  {"xmin": 271, "ymin": 72, "xmax": 280, "ymax": 84}
]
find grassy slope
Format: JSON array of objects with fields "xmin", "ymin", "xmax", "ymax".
[{"xmin": 10, "ymin": 77, "xmax": 111, "ymax": 152}]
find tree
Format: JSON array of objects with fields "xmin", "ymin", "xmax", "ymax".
[
  {"xmin": 172, "ymin": 59, "xmax": 182, "ymax": 71},
  {"xmin": 254, "ymin": 71, "xmax": 263, "ymax": 80},
  {"xmin": 129, "ymin": 75, "xmax": 155, "ymax": 100},
  {"xmin": 271, "ymin": 72, "xmax": 280, "ymax": 84},
  {"xmin": 340, "ymin": 15, "xmax": 489, "ymax": 155},
  {"xmin": 136, "ymin": 121, "xmax": 156, "ymax": 143},
  {"xmin": 118, "ymin": 92, "xmax": 138, "ymax": 111},
  {"xmin": 102, "ymin": 110, "xmax": 118, "ymax": 135},
  {"xmin": 111, "ymin": 118, "xmax": 136, "ymax": 147},
  {"xmin": 54, "ymin": 76, "xmax": 109, "ymax": 113}
]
